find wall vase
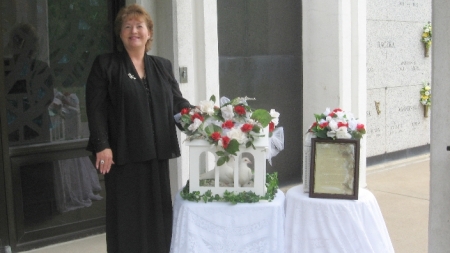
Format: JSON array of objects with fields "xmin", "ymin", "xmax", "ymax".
[
  {"xmin": 424, "ymin": 44, "xmax": 430, "ymax": 57},
  {"xmin": 424, "ymin": 105, "xmax": 430, "ymax": 118}
]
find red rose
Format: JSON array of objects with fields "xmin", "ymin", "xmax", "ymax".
[
  {"xmin": 328, "ymin": 112, "xmax": 336, "ymax": 117},
  {"xmin": 332, "ymin": 108, "xmax": 342, "ymax": 113},
  {"xmin": 337, "ymin": 122, "xmax": 348, "ymax": 128},
  {"xmin": 222, "ymin": 120, "xmax": 234, "ymax": 129},
  {"xmin": 269, "ymin": 121, "xmax": 275, "ymax": 132},
  {"xmin": 234, "ymin": 105, "xmax": 246, "ymax": 115},
  {"xmin": 357, "ymin": 124, "xmax": 365, "ymax": 131},
  {"xmin": 241, "ymin": 123, "xmax": 253, "ymax": 133},
  {"xmin": 221, "ymin": 136, "xmax": 231, "ymax": 149},
  {"xmin": 211, "ymin": 132, "xmax": 221, "ymax": 141},
  {"xmin": 181, "ymin": 108, "xmax": 190, "ymax": 115},
  {"xmin": 191, "ymin": 113, "xmax": 204, "ymax": 122},
  {"xmin": 319, "ymin": 122, "xmax": 329, "ymax": 128}
]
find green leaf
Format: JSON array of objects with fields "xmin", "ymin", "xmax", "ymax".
[
  {"xmin": 204, "ymin": 124, "xmax": 221, "ymax": 136},
  {"xmin": 216, "ymin": 151, "xmax": 226, "ymax": 156},
  {"xmin": 217, "ymin": 156, "xmax": 228, "ymax": 166},
  {"xmin": 209, "ymin": 94, "xmax": 216, "ymax": 103},
  {"xmin": 225, "ymin": 139, "xmax": 240, "ymax": 155},
  {"xmin": 251, "ymin": 109, "xmax": 272, "ymax": 127}
]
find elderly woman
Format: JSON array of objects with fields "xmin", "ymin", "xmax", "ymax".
[{"xmin": 86, "ymin": 4, "xmax": 192, "ymax": 252}]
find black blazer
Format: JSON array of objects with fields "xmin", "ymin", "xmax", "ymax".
[{"xmin": 86, "ymin": 52, "xmax": 191, "ymax": 165}]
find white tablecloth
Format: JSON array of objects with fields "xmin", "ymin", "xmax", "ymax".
[
  {"xmin": 170, "ymin": 190, "xmax": 285, "ymax": 253},
  {"xmin": 285, "ymin": 185, "xmax": 394, "ymax": 253}
]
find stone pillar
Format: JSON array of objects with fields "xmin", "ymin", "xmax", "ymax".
[
  {"xmin": 429, "ymin": 1, "xmax": 450, "ymax": 251},
  {"xmin": 302, "ymin": 0, "xmax": 367, "ymax": 187},
  {"xmin": 171, "ymin": 0, "xmax": 219, "ymax": 192}
]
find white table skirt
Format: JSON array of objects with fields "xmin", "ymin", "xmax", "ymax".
[
  {"xmin": 170, "ymin": 190, "xmax": 285, "ymax": 253},
  {"xmin": 285, "ymin": 185, "xmax": 394, "ymax": 253}
]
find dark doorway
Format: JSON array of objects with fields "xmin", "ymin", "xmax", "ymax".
[{"xmin": 217, "ymin": 0, "xmax": 303, "ymax": 185}]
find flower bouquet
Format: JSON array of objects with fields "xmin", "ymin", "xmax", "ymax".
[
  {"xmin": 421, "ymin": 22, "xmax": 432, "ymax": 57},
  {"xmin": 307, "ymin": 108, "xmax": 366, "ymax": 140},
  {"xmin": 179, "ymin": 95, "xmax": 282, "ymax": 166},
  {"xmin": 420, "ymin": 82, "xmax": 431, "ymax": 117}
]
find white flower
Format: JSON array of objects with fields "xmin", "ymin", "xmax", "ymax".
[
  {"xmin": 326, "ymin": 131, "xmax": 336, "ymax": 138},
  {"xmin": 227, "ymin": 127, "xmax": 247, "ymax": 144},
  {"xmin": 348, "ymin": 119, "xmax": 358, "ymax": 131},
  {"xmin": 188, "ymin": 118, "xmax": 202, "ymax": 131},
  {"xmin": 221, "ymin": 104, "xmax": 235, "ymax": 121},
  {"xmin": 328, "ymin": 119, "xmax": 339, "ymax": 131},
  {"xmin": 270, "ymin": 109, "xmax": 280, "ymax": 126},
  {"xmin": 323, "ymin": 108, "xmax": 331, "ymax": 116},
  {"xmin": 336, "ymin": 127, "xmax": 352, "ymax": 139},
  {"xmin": 199, "ymin": 100, "xmax": 215, "ymax": 116}
]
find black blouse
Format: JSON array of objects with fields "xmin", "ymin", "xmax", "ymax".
[{"xmin": 85, "ymin": 52, "xmax": 191, "ymax": 165}]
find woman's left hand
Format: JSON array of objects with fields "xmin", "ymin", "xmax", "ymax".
[{"xmin": 96, "ymin": 148, "xmax": 114, "ymax": 174}]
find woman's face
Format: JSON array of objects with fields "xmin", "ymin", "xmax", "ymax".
[{"xmin": 120, "ymin": 16, "xmax": 151, "ymax": 52}]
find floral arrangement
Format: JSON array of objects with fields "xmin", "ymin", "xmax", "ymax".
[
  {"xmin": 308, "ymin": 108, "xmax": 366, "ymax": 140},
  {"xmin": 179, "ymin": 95, "xmax": 280, "ymax": 166},
  {"xmin": 421, "ymin": 22, "xmax": 432, "ymax": 49},
  {"xmin": 420, "ymin": 82, "xmax": 431, "ymax": 106}
]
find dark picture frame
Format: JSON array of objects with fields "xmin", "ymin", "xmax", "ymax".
[{"xmin": 309, "ymin": 138, "xmax": 360, "ymax": 200}]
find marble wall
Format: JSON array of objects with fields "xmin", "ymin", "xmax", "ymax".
[{"xmin": 366, "ymin": 0, "xmax": 431, "ymax": 157}]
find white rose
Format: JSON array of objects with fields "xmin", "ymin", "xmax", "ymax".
[
  {"xmin": 199, "ymin": 100, "xmax": 215, "ymax": 116},
  {"xmin": 227, "ymin": 127, "xmax": 247, "ymax": 144},
  {"xmin": 221, "ymin": 104, "xmax": 234, "ymax": 121},
  {"xmin": 323, "ymin": 108, "xmax": 331, "ymax": 116},
  {"xmin": 188, "ymin": 118, "xmax": 202, "ymax": 131},
  {"xmin": 336, "ymin": 127, "xmax": 352, "ymax": 139},
  {"xmin": 270, "ymin": 109, "xmax": 280, "ymax": 126}
]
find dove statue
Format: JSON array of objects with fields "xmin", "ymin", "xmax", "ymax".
[
  {"xmin": 238, "ymin": 157, "xmax": 253, "ymax": 187},
  {"xmin": 199, "ymin": 162, "xmax": 234, "ymax": 185}
]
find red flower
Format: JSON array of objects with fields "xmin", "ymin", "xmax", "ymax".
[
  {"xmin": 337, "ymin": 122, "xmax": 348, "ymax": 128},
  {"xmin": 181, "ymin": 108, "xmax": 190, "ymax": 115},
  {"xmin": 222, "ymin": 120, "xmax": 234, "ymax": 129},
  {"xmin": 191, "ymin": 113, "xmax": 204, "ymax": 122},
  {"xmin": 269, "ymin": 121, "xmax": 275, "ymax": 132},
  {"xmin": 357, "ymin": 124, "xmax": 365, "ymax": 131},
  {"xmin": 328, "ymin": 112, "xmax": 336, "ymax": 117},
  {"xmin": 221, "ymin": 136, "xmax": 231, "ymax": 149},
  {"xmin": 234, "ymin": 105, "xmax": 246, "ymax": 115},
  {"xmin": 332, "ymin": 108, "xmax": 342, "ymax": 113},
  {"xmin": 319, "ymin": 122, "xmax": 329, "ymax": 128},
  {"xmin": 241, "ymin": 123, "xmax": 253, "ymax": 133},
  {"xmin": 211, "ymin": 132, "xmax": 221, "ymax": 141}
]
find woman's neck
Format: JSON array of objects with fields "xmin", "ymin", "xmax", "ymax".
[{"xmin": 126, "ymin": 49, "xmax": 146, "ymax": 78}]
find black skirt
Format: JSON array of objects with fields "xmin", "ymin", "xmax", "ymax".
[{"xmin": 104, "ymin": 159, "xmax": 172, "ymax": 253}]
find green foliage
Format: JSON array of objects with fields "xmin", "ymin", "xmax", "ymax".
[
  {"xmin": 251, "ymin": 109, "xmax": 272, "ymax": 128},
  {"xmin": 180, "ymin": 172, "xmax": 279, "ymax": 204}
]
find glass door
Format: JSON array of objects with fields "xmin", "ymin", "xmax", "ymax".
[{"xmin": 0, "ymin": 0, "xmax": 123, "ymax": 250}]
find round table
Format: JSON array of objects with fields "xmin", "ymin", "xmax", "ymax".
[{"xmin": 284, "ymin": 185, "xmax": 394, "ymax": 253}]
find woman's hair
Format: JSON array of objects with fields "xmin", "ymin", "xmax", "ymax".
[{"xmin": 114, "ymin": 4, "xmax": 154, "ymax": 52}]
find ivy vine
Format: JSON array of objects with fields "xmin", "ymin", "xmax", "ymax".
[{"xmin": 180, "ymin": 172, "xmax": 279, "ymax": 204}]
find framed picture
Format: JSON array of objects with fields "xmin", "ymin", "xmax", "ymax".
[{"xmin": 309, "ymin": 138, "xmax": 360, "ymax": 200}]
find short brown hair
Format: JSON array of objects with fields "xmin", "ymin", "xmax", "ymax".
[{"xmin": 114, "ymin": 4, "xmax": 154, "ymax": 52}]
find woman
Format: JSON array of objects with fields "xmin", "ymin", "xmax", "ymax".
[{"xmin": 86, "ymin": 4, "xmax": 192, "ymax": 252}]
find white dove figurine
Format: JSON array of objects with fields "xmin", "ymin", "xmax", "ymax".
[
  {"xmin": 199, "ymin": 162, "xmax": 234, "ymax": 185},
  {"xmin": 238, "ymin": 157, "xmax": 253, "ymax": 187}
]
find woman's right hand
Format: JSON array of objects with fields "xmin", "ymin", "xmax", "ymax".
[{"xmin": 96, "ymin": 148, "xmax": 114, "ymax": 174}]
